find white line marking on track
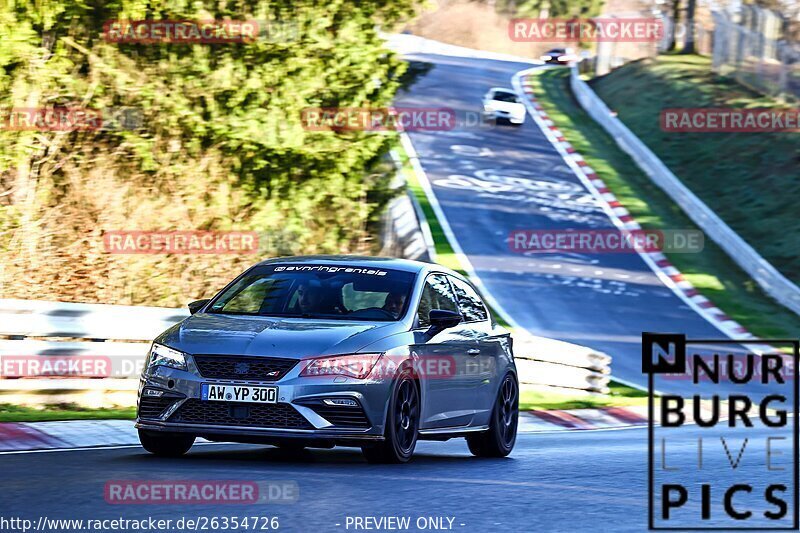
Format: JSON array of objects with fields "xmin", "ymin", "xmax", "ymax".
[{"xmin": 0, "ymin": 440, "xmax": 223, "ymax": 456}]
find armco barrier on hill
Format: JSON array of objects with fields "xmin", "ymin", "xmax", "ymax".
[{"xmin": 569, "ymin": 64, "xmax": 800, "ymax": 316}]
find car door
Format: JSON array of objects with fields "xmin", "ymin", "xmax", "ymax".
[
  {"xmin": 412, "ymin": 273, "xmax": 478, "ymax": 429},
  {"xmin": 448, "ymin": 276, "xmax": 503, "ymax": 425}
]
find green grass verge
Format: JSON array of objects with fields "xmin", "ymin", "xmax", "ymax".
[
  {"xmin": 592, "ymin": 55, "xmax": 800, "ymax": 284},
  {"xmin": 0, "ymin": 403, "xmax": 136, "ymax": 423},
  {"xmin": 529, "ymin": 67, "xmax": 800, "ymax": 340},
  {"xmin": 392, "ymin": 146, "xmax": 464, "ymax": 274},
  {"xmin": 519, "ymin": 381, "xmax": 649, "ymax": 411}
]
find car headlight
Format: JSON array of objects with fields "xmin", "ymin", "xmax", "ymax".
[
  {"xmin": 146, "ymin": 343, "xmax": 187, "ymax": 372},
  {"xmin": 299, "ymin": 353, "xmax": 382, "ymax": 380}
]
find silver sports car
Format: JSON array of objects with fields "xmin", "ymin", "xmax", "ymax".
[{"xmin": 136, "ymin": 256, "xmax": 519, "ymax": 463}]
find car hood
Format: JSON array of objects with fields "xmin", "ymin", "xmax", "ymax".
[{"xmin": 156, "ymin": 313, "xmax": 403, "ymax": 359}]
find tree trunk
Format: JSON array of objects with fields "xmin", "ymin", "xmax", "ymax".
[
  {"xmin": 668, "ymin": 0, "xmax": 680, "ymax": 51},
  {"xmin": 682, "ymin": 0, "xmax": 697, "ymax": 53}
]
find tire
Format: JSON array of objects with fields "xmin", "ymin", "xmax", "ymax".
[
  {"xmin": 138, "ymin": 429, "xmax": 195, "ymax": 457},
  {"xmin": 362, "ymin": 373, "xmax": 419, "ymax": 464},
  {"xmin": 467, "ymin": 373, "xmax": 518, "ymax": 458}
]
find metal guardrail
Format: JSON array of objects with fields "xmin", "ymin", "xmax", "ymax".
[
  {"xmin": 0, "ymin": 298, "xmax": 612, "ymax": 396},
  {"xmin": 569, "ymin": 65, "xmax": 800, "ymax": 316},
  {"xmin": 382, "ymin": 149, "xmax": 434, "ymax": 263},
  {"xmin": 513, "ymin": 333, "xmax": 611, "ymax": 394},
  {"xmin": 0, "ymin": 298, "xmax": 188, "ymax": 340},
  {"xmin": 0, "ymin": 378, "xmax": 140, "ymax": 408},
  {"xmin": 0, "ymin": 299, "xmax": 184, "ymax": 381},
  {"xmin": 380, "ymin": 191, "xmax": 432, "ymax": 263}
]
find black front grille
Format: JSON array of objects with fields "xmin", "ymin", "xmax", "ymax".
[
  {"xmin": 169, "ymin": 399, "xmax": 312, "ymax": 429},
  {"xmin": 138, "ymin": 396, "xmax": 177, "ymax": 419},
  {"xmin": 307, "ymin": 404, "xmax": 370, "ymax": 428},
  {"xmin": 192, "ymin": 355, "xmax": 298, "ymax": 381}
]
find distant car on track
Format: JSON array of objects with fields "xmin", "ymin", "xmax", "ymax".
[
  {"xmin": 540, "ymin": 48, "xmax": 578, "ymax": 65},
  {"xmin": 482, "ymin": 87, "xmax": 526, "ymax": 125},
  {"xmin": 136, "ymin": 256, "xmax": 519, "ymax": 463}
]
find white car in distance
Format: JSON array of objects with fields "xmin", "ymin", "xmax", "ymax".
[{"xmin": 482, "ymin": 88, "xmax": 526, "ymax": 126}]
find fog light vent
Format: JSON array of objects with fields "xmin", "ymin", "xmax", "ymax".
[{"xmin": 323, "ymin": 398, "xmax": 358, "ymax": 407}]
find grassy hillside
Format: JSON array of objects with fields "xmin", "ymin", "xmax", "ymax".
[
  {"xmin": 529, "ymin": 68, "xmax": 800, "ymax": 339},
  {"xmin": 591, "ymin": 54, "xmax": 800, "ymax": 283}
]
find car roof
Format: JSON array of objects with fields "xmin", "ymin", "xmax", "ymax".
[{"xmin": 256, "ymin": 255, "xmax": 463, "ymax": 278}]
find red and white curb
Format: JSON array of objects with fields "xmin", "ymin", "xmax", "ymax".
[
  {"xmin": 519, "ymin": 406, "xmax": 647, "ymax": 432},
  {"xmin": 511, "ymin": 68, "xmax": 775, "ymax": 355},
  {"xmin": 0, "ymin": 420, "xmax": 138, "ymax": 452}
]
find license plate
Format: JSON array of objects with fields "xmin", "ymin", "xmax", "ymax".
[{"xmin": 201, "ymin": 383, "xmax": 278, "ymax": 404}]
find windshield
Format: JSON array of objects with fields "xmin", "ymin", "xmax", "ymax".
[
  {"xmin": 492, "ymin": 91, "xmax": 520, "ymax": 103},
  {"xmin": 207, "ymin": 264, "xmax": 416, "ymax": 321}
]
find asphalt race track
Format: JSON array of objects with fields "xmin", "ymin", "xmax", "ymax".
[
  {"xmin": 394, "ymin": 51, "xmax": 764, "ymax": 397},
  {"xmin": 5, "ymin": 431, "xmax": 649, "ymax": 533},
  {"xmin": 0, "ymin": 423, "xmax": 791, "ymax": 532}
]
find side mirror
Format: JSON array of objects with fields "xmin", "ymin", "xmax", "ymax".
[
  {"xmin": 428, "ymin": 309, "xmax": 462, "ymax": 332},
  {"xmin": 188, "ymin": 299, "xmax": 210, "ymax": 315}
]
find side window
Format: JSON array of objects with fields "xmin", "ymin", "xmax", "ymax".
[
  {"xmin": 449, "ymin": 276, "xmax": 489, "ymax": 322},
  {"xmin": 416, "ymin": 274, "xmax": 459, "ymax": 328}
]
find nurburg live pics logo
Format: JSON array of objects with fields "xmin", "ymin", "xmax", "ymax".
[{"xmin": 643, "ymin": 333, "xmax": 799, "ymax": 530}]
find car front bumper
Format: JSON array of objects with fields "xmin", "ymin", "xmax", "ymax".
[
  {"xmin": 135, "ymin": 363, "xmax": 392, "ymax": 444},
  {"xmin": 484, "ymin": 109, "xmax": 526, "ymax": 124},
  {"xmin": 135, "ymin": 420, "xmax": 386, "ymax": 444}
]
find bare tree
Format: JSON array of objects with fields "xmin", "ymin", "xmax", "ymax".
[
  {"xmin": 682, "ymin": 0, "xmax": 697, "ymax": 53},
  {"xmin": 668, "ymin": 0, "xmax": 681, "ymax": 51}
]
